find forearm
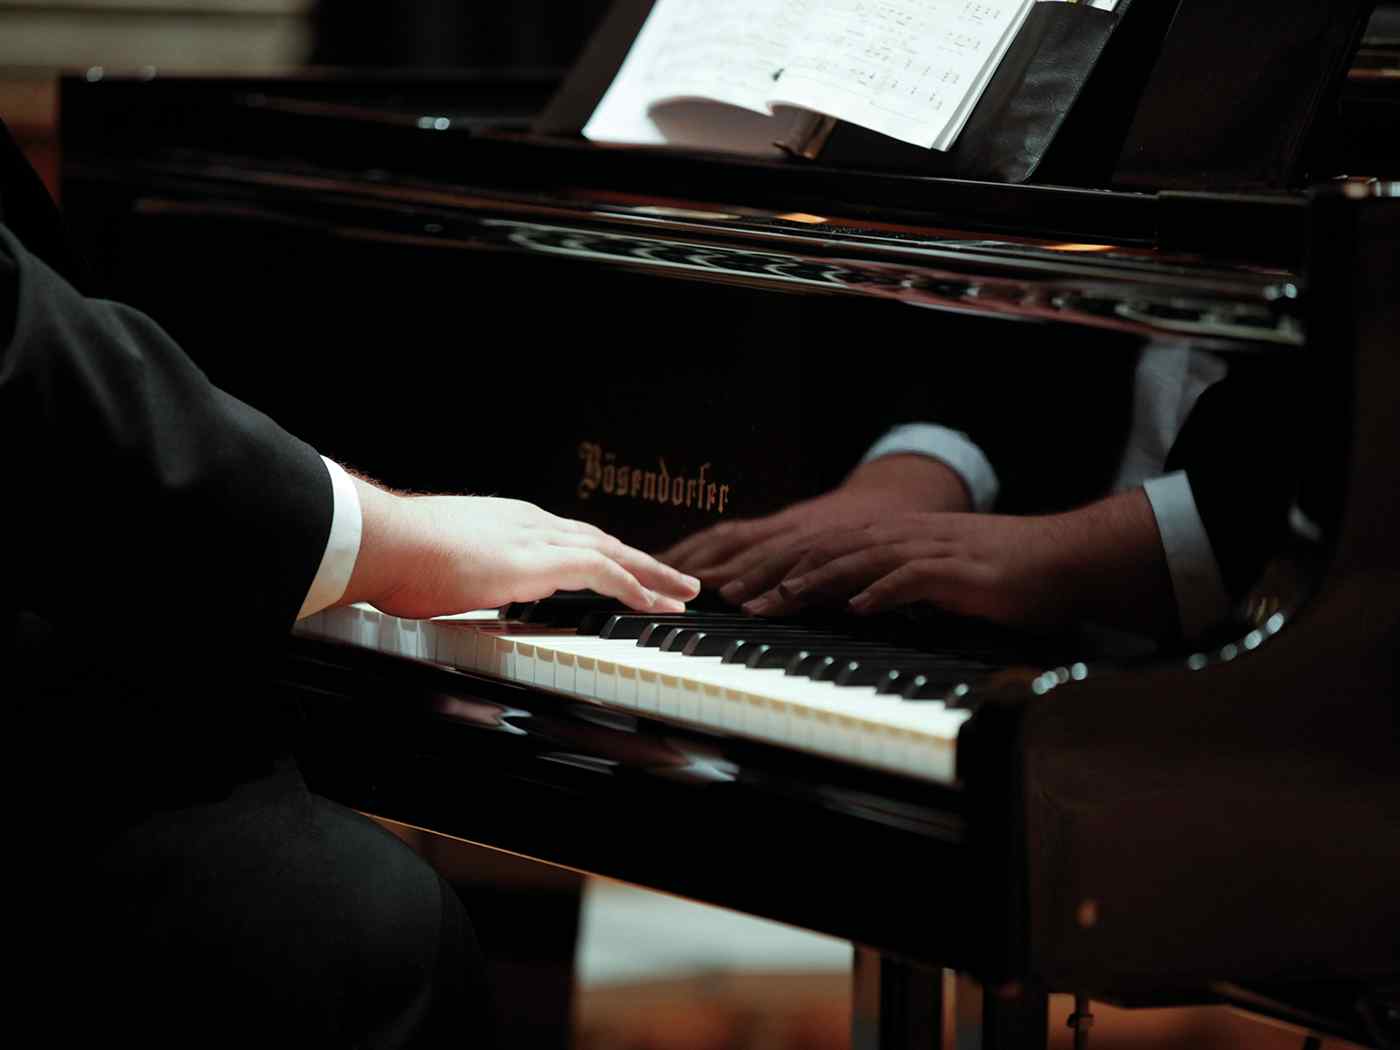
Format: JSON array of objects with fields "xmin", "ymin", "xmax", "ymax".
[{"xmin": 1043, "ymin": 489, "xmax": 1178, "ymax": 639}]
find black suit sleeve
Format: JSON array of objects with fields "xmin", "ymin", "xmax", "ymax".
[
  {"xmin": 1165, "ymin": 360, "xmax": 1302, "ymax": 602},
  {"xmin": 0, "ymin": 224, "xmax": 332, "ymax": 650}
]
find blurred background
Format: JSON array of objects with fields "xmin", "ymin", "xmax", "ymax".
[{"xmin": 0, "ymin": 0, "xmax": 611, "ymax": 194}]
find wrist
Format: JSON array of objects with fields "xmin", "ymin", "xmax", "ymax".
[
  {"xmin": 846, "ymin": 453, "xmax": 973, "ymax": 512},
  {"xmin": 1045, "ymin": 491, "xmax": 1177, "ymax": 638},
  {"xmin": 342, "ymin": 477, "xmax": 416, "ymax": 608}
]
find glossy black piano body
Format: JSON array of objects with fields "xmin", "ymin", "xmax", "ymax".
[{"xmin": 56, "ymin": 62, "xmax": 1399, "ymax": 1040}]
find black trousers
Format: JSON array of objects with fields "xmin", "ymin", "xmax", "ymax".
[{"xmin": 19, "ymin": 758, "xmax": 491, "ymax": 1049}]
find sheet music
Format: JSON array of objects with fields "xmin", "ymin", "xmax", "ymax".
[
  {"xmin": 770, "ymin": 0, "xmax": 1033, "ymax": 149},
  {"xmin": 584, "ymin": 0, "xmax": 1036, "ymax": 153},
  {"xmin": 584, "ymin": 0, "xmax": 798, "ymax": 152}
]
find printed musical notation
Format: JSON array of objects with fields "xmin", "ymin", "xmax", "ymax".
[
  {"xmin": 778, "ymin": 0, "xmax": 1025, "ymax": 134},
  {"xmin": 584, "ymin": 0, "xmax": 1034, "ymax": 152}
]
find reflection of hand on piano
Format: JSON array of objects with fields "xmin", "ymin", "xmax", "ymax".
[
  {"xmin": 660, "ymin": 453, "xmax": 971, "ymax": 604},
  {"xmin": 338, "ymin": 479, "xmax": 701, "ymax": 619},
  {"xmin": 743, "ymin": 489, "xmax": 1178, "ymax": 639}
]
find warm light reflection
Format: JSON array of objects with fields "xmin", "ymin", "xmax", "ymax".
[
  {"xmin": 777, "ymin": 212, "xmax": 829, "ymax": 224},
  {"xmin": 1044, "ymin": 243, "xmax": 1115, "ymax": 252}
]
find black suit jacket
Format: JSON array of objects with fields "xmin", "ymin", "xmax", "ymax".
[{"xmin": 0, "ymin": 119, "xmax": 334, "ymax": 826}]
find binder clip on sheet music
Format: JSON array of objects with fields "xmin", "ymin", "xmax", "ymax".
[{"xmin": 583, "ymin": 0, "xmax": 1119, "ymax": 157}]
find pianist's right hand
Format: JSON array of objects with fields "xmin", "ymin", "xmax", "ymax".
[
  {"xmin": 338, "ymin": 478, "xmax": 700, "ymax": 619},
  {"xmin": 661, "ymin": 453, "xmax": 971, "ymax": 604}
]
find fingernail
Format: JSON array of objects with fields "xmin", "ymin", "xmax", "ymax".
[
  {"xmin": 658, "ymin": 596, "xmax": 685, "ymax": 613},
  {"xmin": 848, "ymin": 593, "xmax": 873, "ymax": 613},
  {"xmin": 744, "ymin": 595, "xmax": 775, "ymax": 615},
  {"xmin": 682, "ymin": 574, "xmax": 701, "ymax": 593},
  {"xmin": 779, "ymin": 576, "xmax": 805, "ymax": 598}
]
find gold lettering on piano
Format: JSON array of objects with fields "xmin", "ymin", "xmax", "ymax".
[{"xmin": 578, "ymin": 442, "xmax": 732, "ymax": 515}]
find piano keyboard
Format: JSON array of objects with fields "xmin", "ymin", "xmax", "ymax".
[{"xmin": 294, "ymin": 599, "xmax": 1007, "ymax": 785}]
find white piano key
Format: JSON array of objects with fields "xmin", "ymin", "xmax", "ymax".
[
  {"xmin": 594, "ymin": 659, "xmax": 618, "ymax": 704},
  {"xmin": 678, "ymin": 678, "xmax": 702, "ymax": 721},
  {"xmin": 533, "ymin": 644, "xmax": 558, "ymax": 688},
  {"xmin": 327, "ymin": 606, "xmax": 350, "ymax": 643},
  {"xmin": 481, "ymin": 636, "xmax": 512, "ymax": 678},
  {"xmin": 440, "ymin": 623, "xmax": 479, "ymax": 670},
  {"xmin": 616, "ymin": 664, "xmax": 639, "ymax": 707},
  {"xmin": 658, "ymin": 673, "xmax": 683, "ymax": 716},
  {"xmin": 319, "ymin": 617, "xmax": 971, "ymax": 784},
  {"xmin": 378, "ymin": 614, "xmax": 403, "ymax": 656},
  {"xmin": 574, "ymin": 654, "xmax": 596, "ymax": 699},
  {"xmin": 402, "ymin": 618, "xmax": 427, "ymax": 660},
  {"xmin": 356, "ymin": 606, "xmax": 382, "ymax": 649},
  {"xmin": 554, "ymin": 650, "xmax": 577, "ymax": 696}
]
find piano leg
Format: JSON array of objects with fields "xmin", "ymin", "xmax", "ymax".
[
  {"xmin": 852, "ymin": 948, "xmax": 946, "ymax": 1049},
  {"xmin": 980, "ymin": 978, "xmax": 1049, "ymax": 1050},
  {"xmin": 852, "ymin": 950, "xmax": 1049, "ymax": 1050}
]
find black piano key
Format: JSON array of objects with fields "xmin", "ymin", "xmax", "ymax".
[
  {"xmin": 641, "ymin": 616, "xmax": 761, "ymax": 649},
  {"xmin": 900, "ymin": 673, "xmax": 982, "ymax": 702},
  {"xmin": 673, "ymin": 626, "xmax": 851, "ymax": 657},
  {"xmin": 941, "ymin": 682, "xmax": 978, "ymax": 709},
  {"xmin": 600, "ymin": 612, "xmax": 753, "ymax": 640},
  {"xmin": 661, "ymin": 626, "xmax": 777, "ymax": 653},
  {"xmin": 683, "ymin": 631, "xmax": 753, "ymax": 657},
  {"xmin": 875, "ymin": 669, "xmax": 909, "ymax": 695},
  {"xmin": 764, "ymin": 644, "xmax": 910, "ymax": 674},
  {"xmin": 501, "ymin": 600, "xmax": 534, "ymax": 622},
  {"xmin": 517, "ymin": 591, "xmax": 626, "ymax": 626},
  {"xmin": 717, "ymin": 628, "xmax": 871, "ymax": 663},
  {"xmin": 819, "ymin": 655, "xmax": 942, "ymax": 684},
  {"xmin": 833, "ymin": 661, "xmax": 969, "ymax": 690},
  {"xmin": 833, "ymin": 656, "xmax": 995, "ymax": 688},
  {"xmin": 593, "ymin": 613, "xmax": 677, "ymax": 639},
  {"xmin": 576, "ymin": 610, "xmax": 612, "ymax": 636},
  {"xmin": 685, "ymin": 629, "xmax": 850, "ymax": 658},
  {"xmin": 787, "ymin": 647, "xmax": 929, "ymax": 678},
  {"xmin": 572, "ymin": 589, "xmax": 741, "ymax": 634},
  {"xmin": 742, "ymin": 643, "xmax": 851, "ymax": 670},
  {"xmin": 637, "ymin": 616, "xmax": 750, "ymax": 647},
  {"xmin": 744, "ymin": 641, "xmax": 907, "ymax": 674}
]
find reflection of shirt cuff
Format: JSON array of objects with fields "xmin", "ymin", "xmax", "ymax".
[
  {"xmin": 1142, "ymin": 471, "xmax": 1232, "ymax": 641},
  {"xmin": 297, "ymin": 457, "xmax": 363, "ymax": 619},
  {"xmin": 862, "ymin": 423, "xmax": 999, "ymax": 512}
]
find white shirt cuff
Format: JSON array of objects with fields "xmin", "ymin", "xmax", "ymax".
[
  {"xmin": 297, "ymin": 457, "xmax": 363, "ymax": 620},
  {"xmin": 1142, "ymin": 471, "xmax": 1232, "ymax": 641},
  {"xmin": 862, "ymin": 423, "xmax": 1000, "ymax": 512}
]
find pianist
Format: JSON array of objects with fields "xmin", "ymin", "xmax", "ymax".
[
  {"xmin": 1, "ymin": 115, "xmax": 696, "ymax": 1048},
  {"xmin": 667, "ymin": 347, "xmax": 1298, "ymax": 644}
]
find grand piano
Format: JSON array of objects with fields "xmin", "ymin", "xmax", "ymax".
[{"xmin": 56, "ymin": 4, "xmax": 1399, "ymax": 1046}]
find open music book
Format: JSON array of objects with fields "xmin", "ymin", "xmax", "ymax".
[{"xmin": 583, "ymin": 0, "xmax": 1066, "ymax": 157}]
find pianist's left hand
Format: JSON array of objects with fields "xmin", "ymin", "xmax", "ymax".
[
  {"xmin": 739, "ymin": 489, "xmax": 1177, "ymax": 638},
  {"xmin": 338, "ymin": 478, "xmax": 700, "ymax": 619}
]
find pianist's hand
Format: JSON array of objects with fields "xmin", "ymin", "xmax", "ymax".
[
  {"xmin": 739, "ymin": 489, "xmax": 1177, "ymax": 637},
  {"xmin": 660, "ymin": 454, "xmax": 971, "ymax": 605},
  {"xmin": 340, "ymin": 480, "xmax": 700, "ymax": 619}
]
